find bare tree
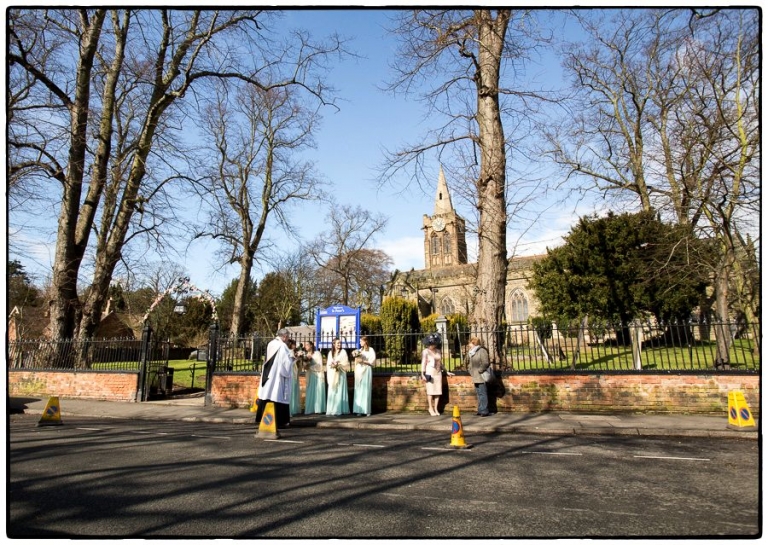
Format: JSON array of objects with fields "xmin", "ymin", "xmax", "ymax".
[
  {"xmin": 307, "ymin": 204, "xmax": 392, "ymax": 307},
  {"xmin": 346, "ymin": 248, "xmax": 394, "ymax": 314},
  {"xmin": 8, "ymin": 9, "xmax": 342, "ymax": 352},
  {"xmin": 680, "ymin": 10, "xmax": 760, "ymax": 360},
  {"xmin": 545, "ymin": 8, "xmax": 760, "ymax": 351},
  {"xmin": 271, "ymin": 248, "xmax": 324, "ymax": 325},
  {"xmin": 381, "ymin": 9, "xmax": 546, "ymax": 361},
  {"xmin": 131, "ymin": 261, "xmax": 189, "ymax": 335},
  {"xmin": 194, "ymin": 81, "xmax": 328, "ymax": 336}
]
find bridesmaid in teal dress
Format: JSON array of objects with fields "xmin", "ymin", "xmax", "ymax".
[
  {"xmin": 303, "ymin": 341, "xmax": 326, "ymax": 414},
  {"xmin": 325, "ymin": 338, "xmax": 350, "ymax": 416},
  {"xmin": 352, "ymin": 335, "xmax": 376, "ymax": 416}
]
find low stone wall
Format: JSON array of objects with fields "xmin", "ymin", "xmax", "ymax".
[
  {"xmin": 8, "ymin": 371, "xmax": 139, "ymax": 402},
  {"xmin": 211, "ymin": 372, "xmax": 760, "ymax": 415},
  {"xmin": 8, "ymin": 370, "xmax": 759, "ymax": 415}
]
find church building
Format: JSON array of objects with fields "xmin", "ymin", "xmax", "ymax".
[{"xmin": 390, "ymin": 167, "xmax": 544, "ymax": 322}]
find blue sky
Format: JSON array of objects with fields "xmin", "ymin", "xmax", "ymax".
[
  {"xmin": 182, "ymin": 8, "xmax": 591, "ymax": 295},
  {"xmin": 8, "ymin": 8, "xmax": 603, "ymax": 297}
]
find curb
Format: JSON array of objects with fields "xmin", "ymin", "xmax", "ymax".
[{"xmin": 11, "ymin": 406, "xmax": 757, "ymax": 441}]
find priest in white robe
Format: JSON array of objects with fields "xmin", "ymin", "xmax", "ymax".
[{"xmin": 255, "ymin": 328, "xmax": 294, "ymax": 429}]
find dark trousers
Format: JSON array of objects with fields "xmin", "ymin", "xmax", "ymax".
[{"xmin": 255, "ymin": 399, "xmax": 291, "ymax": 429}]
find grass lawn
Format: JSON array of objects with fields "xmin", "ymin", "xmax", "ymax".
[
  {"xmin": 165, "ymin": 359, "xmax": 208, "ymax": 390},
  {"xmin": 89, "ymin": 337, "xmax": 758, "ymax": 383}
]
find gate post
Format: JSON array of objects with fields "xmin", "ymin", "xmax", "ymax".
[
  {"xmin": 137, "ymin": 324, "xmax": 153, "ymax": 402},
  {"xmin": 435, "ymin": 315, "xmax": 449, "ymax": 363},
  {"xmin": 205, "ymin": 321, "xmax": 220, "ymax": 406},
  {"xmin": 630, "ymin": 320, "xmax": 643, "ymax": 370}
]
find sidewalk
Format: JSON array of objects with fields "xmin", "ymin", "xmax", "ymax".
[{"xmin": 8, "ymin": 395, "xmax": 758, "ymax": 440}]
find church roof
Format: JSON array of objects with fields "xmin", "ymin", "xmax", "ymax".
[{"xmin": 405, "ymin": 253, "xmax": 546, "ymax": 283}]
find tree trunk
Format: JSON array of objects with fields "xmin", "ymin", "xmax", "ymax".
[
  {"xmin": 470, "ymin": 10, "xmax": 510, "ymax": 364},
  {"xmin": 231, "ymin": 253, "xmax": 254, "ymax": 337},
  {"xmin": 713, "ymin": 258, "xmax": 732, "ymax": 368},
  {"xmin": 48, "ymin": 11, "xmax": 107, "ymax": 343},
  {"xmin": 76, "ymin": 90, "xmax": 172, "ymax": 342}
]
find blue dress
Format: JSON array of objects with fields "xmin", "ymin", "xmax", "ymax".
[
  {"xmin": 304, "ymin": 352, "xmax": 326, "ymax": 414},
  {"xmin": 352, "ymin": 347, "xmax": 375, "ymax": 416},
  {"xmin": 326, "ymin": 349, "xmax": 350, "ymax": 416}
]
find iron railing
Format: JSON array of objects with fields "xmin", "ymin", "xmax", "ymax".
[
  {"xmin": 8, "ymin": 320, "xmax": 760, "ymax": 374},
  {"xmin": 215, "ymin": 320, "xmax": 760, "ymax": 374},
  {"xmin": 7, "ymin": 337, "xmax": 146, "ymax": 371}
]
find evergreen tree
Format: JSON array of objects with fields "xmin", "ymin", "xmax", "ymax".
[
  {"xmin": 529, "ymin": 211, "xmax": 708, "ymax": 325},
  {"xmin": 380, "ymin": 297, "xmax": 420, "ymax": 365},
  {"xmin": 217, "ymin": 278, "xmax": 257, "ymax": 334},
  {"xmin": 252, "ymin": 272, "xmax": 301, "ymax": 334},
  {"xmin": 8, "ymin": 260, "xmax": 42, "ymax": 311}
]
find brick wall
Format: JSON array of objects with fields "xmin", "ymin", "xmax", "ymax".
[
  {"xmin": 8, "ymin": 370, "xmax": 759, "ymax": 415},
  {"xmin": 210, "ymin": 373, "xmax": 759, "ymax": 415},
  {"xmin": 8, "ymin": 371, "xmax": 139, "ymax": 401}
]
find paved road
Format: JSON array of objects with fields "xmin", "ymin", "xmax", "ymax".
[
  {"xmin": 8, "ymin": 414, "xmax": 760, "ymax": 538},
  {"xmin": 9, "ymin": 395, "xmax": 759, "ymax": 440}
]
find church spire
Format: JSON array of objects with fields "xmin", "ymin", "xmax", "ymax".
[
  {"xmin": 433, "ymin": 166, "xmax": 453, "ymax": 216},
  {"xmin": 423, "ymin": 164, "xmax": 468, "ymax": 270}
]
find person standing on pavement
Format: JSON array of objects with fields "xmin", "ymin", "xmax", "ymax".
[
  {"xmin": 352, "ymin": 335, "xmax": 376, "ymax": 416},
  {"xmin": 420, "ymin": 334, "xmax": 453, "ymax": 416},
  {"xmin": 466, "ymin": 337, "xmax": 492, "ymax": 417},
  {"xmin": 255, "ymin": 328, "xmax": 294, "ymax": 429},
  {"xmin": 286, "ymin": 339, "xmax": 302, "ymax": 416},
  {"xmin": 325, "ymin": 338, "xmax": 350, "ymax": 416},
  {"xmin": 303, "ymin": 341, "xmax": 326, "ymax": 414}
]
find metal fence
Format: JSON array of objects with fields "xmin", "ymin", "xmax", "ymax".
[
  {"xmin": 8, "ymin": 320, "xmax": 760, "ymax": 374},
  {"xmin": 6, "ymin": 336, "xmax": 186, "ymax": 370},
  {"xmin": 7, "ymin": 337, "xmax": 146, "ymax": 371},
  {"xmin": 466, "ymin": 319, "xmax": 760, "ymax": 372},
  {"xmin": 216, "ymin": 320, "xmax": 760, "ymax": 374}
]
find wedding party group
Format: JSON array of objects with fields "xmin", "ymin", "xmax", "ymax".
[
  {"xmin": 254, "ymin": 329, "xmax": 377, "ymax": 429},
  {"xmin": 255, "ymin": 328, "xmax": 496, "ymax": 429}
]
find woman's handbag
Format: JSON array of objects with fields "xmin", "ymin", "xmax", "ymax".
[{"xmin": 481, "ymin": 365, "xmax": 494, "ymax": 383}]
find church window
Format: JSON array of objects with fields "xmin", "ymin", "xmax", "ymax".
[
  {"xmin": 440, "ymin": 297, "xmax": 455, "ymax": 315},
  {"xmin": 509, "ymin": 290, "xmax": 529, "ymax": 322},
  {"xmin": 431, "ymin": 234, "xmax": 440, "ymax": 255},
  {"xmin": 443, "ymin": 233, "xmax": 451, "ymax": 254}
]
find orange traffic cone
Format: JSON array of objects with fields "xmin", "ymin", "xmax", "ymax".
[
  {"xmin": 37, "ymin": 396, "xmax": 63, "ymax": 427},
  {"xmin": 449, "ymin": 405, "xmax": 471, "ymax": 449},
  {"xmin": 257, "ymin": 401, "xmax": 280, "ymax": 439}
]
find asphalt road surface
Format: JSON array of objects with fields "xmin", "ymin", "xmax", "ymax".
[{"xmin": 8, "ymin": 414, "xmax": 760, "ymax": 538}]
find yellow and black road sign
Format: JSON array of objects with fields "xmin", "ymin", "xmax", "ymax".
[
  {"xmin": 257, "ymin": 401, "xmax": 280, "ymax": 439},
  {"xmin": 728, "ymin": 390, "xmax": 756, "ymax": 429},
  {"xmin": 37, "ymin": 396, "xmax": 63, "ymax": 427}
]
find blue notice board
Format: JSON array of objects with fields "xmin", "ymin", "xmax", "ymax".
[{"xmin": 316, "ymin": 305, "xmax": 360, "ymax": 350}]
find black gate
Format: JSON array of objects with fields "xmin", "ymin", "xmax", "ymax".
[
  {"xmin": 137, "ymin": 323, "xmax": 219, "ymax": 404},
  {"xmin": 137, "ymin": 332, "xmax": 174, "ymax": 401}
]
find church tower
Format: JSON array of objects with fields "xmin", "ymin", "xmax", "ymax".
[{"xmin": 423, "ymin": 167, "xmax": 468, "ymax": 269}]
